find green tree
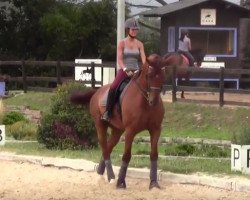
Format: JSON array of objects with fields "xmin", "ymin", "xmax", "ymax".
[
  {"xmin": 40, "ymin": 0, "xmax": 117, "ymax": 60},
  {"xmin": 0, "ymin": 0, "xmax": 117, "ymax": 61},
  {"xmin": 0, "ymin": 0, "xmax": 57, "ymax": 60}
]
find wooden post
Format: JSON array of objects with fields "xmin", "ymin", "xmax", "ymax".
[
  {"xmin": 22, "ymin": 60, "xmax": 27, "ymax": 93},
  {"xmin": 56, "ymin": 60, "xmax": 62, "ymax": 85},
  {"xmin": 219, "ymin": 67, "xmax": 225, "ymax": 107},
  {"xmin": 171, "ymin": 66, "xmax": 177, "ymax": 102},
  {"xmin": 101, "ymin": 64, "xmax": 104, "ymax": 86},
  {"xmin": 91, "ymin": 62, "xmax": 95, "ymax": 88}
]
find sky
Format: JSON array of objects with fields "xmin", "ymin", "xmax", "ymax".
[{"xmin": 127, "ymin": 0, "xmax": 241, "ymax": 16}]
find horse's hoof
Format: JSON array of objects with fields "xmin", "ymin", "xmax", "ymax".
[
  {"xmin": 109, "ymin": 178, "xmax": 116, "ymax": 184},
  {"xmin": 116, "ymin": 179, "xmax": 126, "ymax": 189},
  {"xmin": 149, "ymin": 181, "xmax": 161, "ymax": 190},
  {"xmin": 96, "ymin": 175, "xmax": 105, "ymax": 186}
]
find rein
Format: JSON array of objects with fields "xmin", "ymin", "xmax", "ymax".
[{"xmin": 133, "ymin": 67, "xmax": 162, "ymax": 104}]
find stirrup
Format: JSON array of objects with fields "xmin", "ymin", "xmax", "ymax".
[{"xmin": 101, "ymin": 111, "xmax": 110, "ymax": 122}]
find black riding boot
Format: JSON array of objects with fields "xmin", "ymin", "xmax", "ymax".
[{"xmin": 101, "ymin": 88, "xmax": 116, "ymax": 122}]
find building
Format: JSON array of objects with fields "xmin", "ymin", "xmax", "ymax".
[{"xmin": 141, "ymin": 0, "xmax": 250, "ymax": 69}]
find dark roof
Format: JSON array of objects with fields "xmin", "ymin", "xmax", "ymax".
[{"xmin": 141, "ymin": 0, "xmax": 250, "ymax": 17}]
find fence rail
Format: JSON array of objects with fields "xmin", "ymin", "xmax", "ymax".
[
  {"xmin": 164, "ymin": 66, "xmax": 250, "ymax": 106},
  {"xmin": 0, "ymin": 60, "xmax": 250, "ymax": 106},
  {"xmin": 0, "ymin": 60, "xmax": 116, "ymax": 92}
]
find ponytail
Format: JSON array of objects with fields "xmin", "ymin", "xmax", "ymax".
[{"xmin": 179, "ymin": 33, "xmax": 185, "ymax": 41}]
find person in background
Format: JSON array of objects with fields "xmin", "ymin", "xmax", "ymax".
[
  {"xmin": 101, "ymin": 17, "xmax": 146, "ymax": 122},
  {"xmin": 178, "ymin": 29, "xmax": 195, "ymax": 66}
]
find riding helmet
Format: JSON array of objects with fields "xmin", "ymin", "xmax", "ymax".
[
  {"xmin": 125, "ymin": 18, "xmax": 140, "ymax": 30},
  {"xmin": 181, "ymin": 29, "xmax": 189, "ymax": 35}
]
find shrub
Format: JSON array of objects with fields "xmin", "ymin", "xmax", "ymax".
[
  {"xmin": 7, "ymin": 121, "xmax": 38, "ymax": 140},
  {"xmin": 176, "ymin": 144, "xmax": 195, "ymax": 156},
  {"xmin": 3, "ymin": 111, "xmax": 26, "ymax": 125},
  {"xmin": 232, "ymin": 126, "xmax": 250, "ymax": 145},
  {"xmin": 37, "ymin": 81, "xmax": 97, "ymax": 150},
  {"xmin": 0, "ymin": 99, "xmax": 5, "ymax": 124}
]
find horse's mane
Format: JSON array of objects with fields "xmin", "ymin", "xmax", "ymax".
[{"xmin": 133, "ymin": 54, "xmax": 163, "ymax": 80}]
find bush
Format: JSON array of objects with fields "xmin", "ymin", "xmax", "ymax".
[
  {"xmin": 7, "ymin": 121, "xmax": 38, "ymax": 140},
  {"xmin": 0, "ymin": 99, "xmax": 4, "ymax": 124},
  {"xmin": 37, "ymin": 81, "xmax": 97, "ymax": 150},
  {"xmin": 3, "ymin": 111, "xmax": 26, "ymax": 125},
  {"xmin": 232, "ymin": 126, "xmax": 250, "ymax": 145}
]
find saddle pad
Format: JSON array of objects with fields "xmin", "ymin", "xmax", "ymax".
[
  {"xmin": 99, "ymin": 83, "xmax": 131, "ymax": 107},
  {"xmin": 181, "ymin": 54, "xmax": 189, "ymax": 66},
  {"xmin": 99, "ymin": 89, "xmax": 109, "ymax": 107}
]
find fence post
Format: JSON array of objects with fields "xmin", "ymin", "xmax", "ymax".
[
  {"xmin": 22, "ymin": 60, "xmax": 27, "ymax": 93},
  {"xmin": 56, "ymin": 60, "xmax": 62, "ymax": 85},
  {"xmin": 171, "ymin": 66, "xmax": 177, "ymax": 102},
  {"xmin": 91, "ymin": 62, "xmax": 95, "ymax": 88},
  {"xmin": 101, "ymin": 64, "xmax": 104, "ymax": 86},
  {"xmin": 219, "ymin": 67, "xmax": 225, "ymax": 107}
]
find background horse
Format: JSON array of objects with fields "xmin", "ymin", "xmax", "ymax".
[
  {"xmin": 71, "ymin": 54, "xmax": 166, "ymax": 189},
  {"xmin": 163, "ymin": 49, "xmax": 205, "ymax": 98}
]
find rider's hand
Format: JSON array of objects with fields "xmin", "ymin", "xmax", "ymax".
[{"xmin": 126, "ymin": 71, "xmax": 134, "ymax": 77}]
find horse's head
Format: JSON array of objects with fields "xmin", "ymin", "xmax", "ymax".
[{"xmin": 140, "ymin": 54, "xmax": 166, "ymax": 106}]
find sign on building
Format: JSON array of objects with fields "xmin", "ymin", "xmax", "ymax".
[{"xmin": 200, "ymin": 9, "xmax": 216, "ymax": 26}]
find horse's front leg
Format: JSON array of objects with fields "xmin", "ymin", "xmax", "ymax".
[
  {"xmin": 149, "ymin": 128, "xmax": 161, "ymax": 190},
  {"xmin": 117, "ymin": 131, "xmax": 135, "ymax": 189}
]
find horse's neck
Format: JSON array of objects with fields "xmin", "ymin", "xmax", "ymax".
[{"xmin": 136, "ymin": 74, "xmax": 148, "ymax": 89}]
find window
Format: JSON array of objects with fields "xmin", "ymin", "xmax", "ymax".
[
  {"xmin": 168, "ymin": 27, "xmax": 175, "ymax": 52},
  {"xmin": 179, "ymin": 27, "xmax": 237, "ymax": 57}
]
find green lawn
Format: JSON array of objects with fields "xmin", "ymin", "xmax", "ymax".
[
  {"xmin": 2, "ymin": 90, "xmax": 250, "ymax": 175},
  {"xmin": 3, "ymin": 90, "xmax": 250, "ymax": 140},
  {"xmin": 0, "ymin": 142, "xmax": 233, "ymax": 175},
  {"xmin": 4, "ymin": 91, "xmax": 54, "ymax": 114}
]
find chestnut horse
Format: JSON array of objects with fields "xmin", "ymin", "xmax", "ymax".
[
  {"xmin": 71, "ymin": 54, "xmax": 166, "ymax": 189},
  {"xmin": 163, "ymin": 49, "xmax": 205, "ymax": 98}
]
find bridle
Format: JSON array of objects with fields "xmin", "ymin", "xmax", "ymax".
[{"xmin": 134, "ymin": 65, "xmax": 165, "ymax": 105}]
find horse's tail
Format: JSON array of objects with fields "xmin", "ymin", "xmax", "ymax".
[{"xmin": 70, "ymin": 89, "xmax": 96, "ymax": 105}]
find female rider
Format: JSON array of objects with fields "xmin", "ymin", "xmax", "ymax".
[{"xmin": 101, "ymin": 18, "xmax": 146, "ymax": 122}]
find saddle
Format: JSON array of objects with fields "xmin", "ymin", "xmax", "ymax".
[{"xmin": 100, "ymin": 78, "xmax": 131, "ymax": 110}]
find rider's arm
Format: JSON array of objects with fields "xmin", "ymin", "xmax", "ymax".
[
  {"xmin": 139, "ymin": 41, "xmax": 146, "ymax": 64},
  {"xmin": 187, "ymin": 37, "xmax": 192, "ymax": 51},
  {"xmin": 117, "ymin": 40, "xmax": 126, "ymax": 71}
]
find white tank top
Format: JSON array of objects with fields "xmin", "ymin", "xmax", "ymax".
[{"xmin": 178, "ymin": 36, "xmax": 190, "ymax": 52}]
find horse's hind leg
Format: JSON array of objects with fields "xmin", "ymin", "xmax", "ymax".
[
  {"xmin": 149, "ymin": 128, "xmax": 161, "ymax": 190},
  {"xmin": 181, "ymin": 91, "xmax": 185, "ymax": 99},
  {"xmin": 96, "ymin": 121, "xmax": 122, "ymax": 182},
  {"xmin": 105, "ymin": 128, "xmax": 123, "ymax": 182},
  {"xmin": 94, "ymin": 120, "xmax": 113, "ymax": 179}
]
